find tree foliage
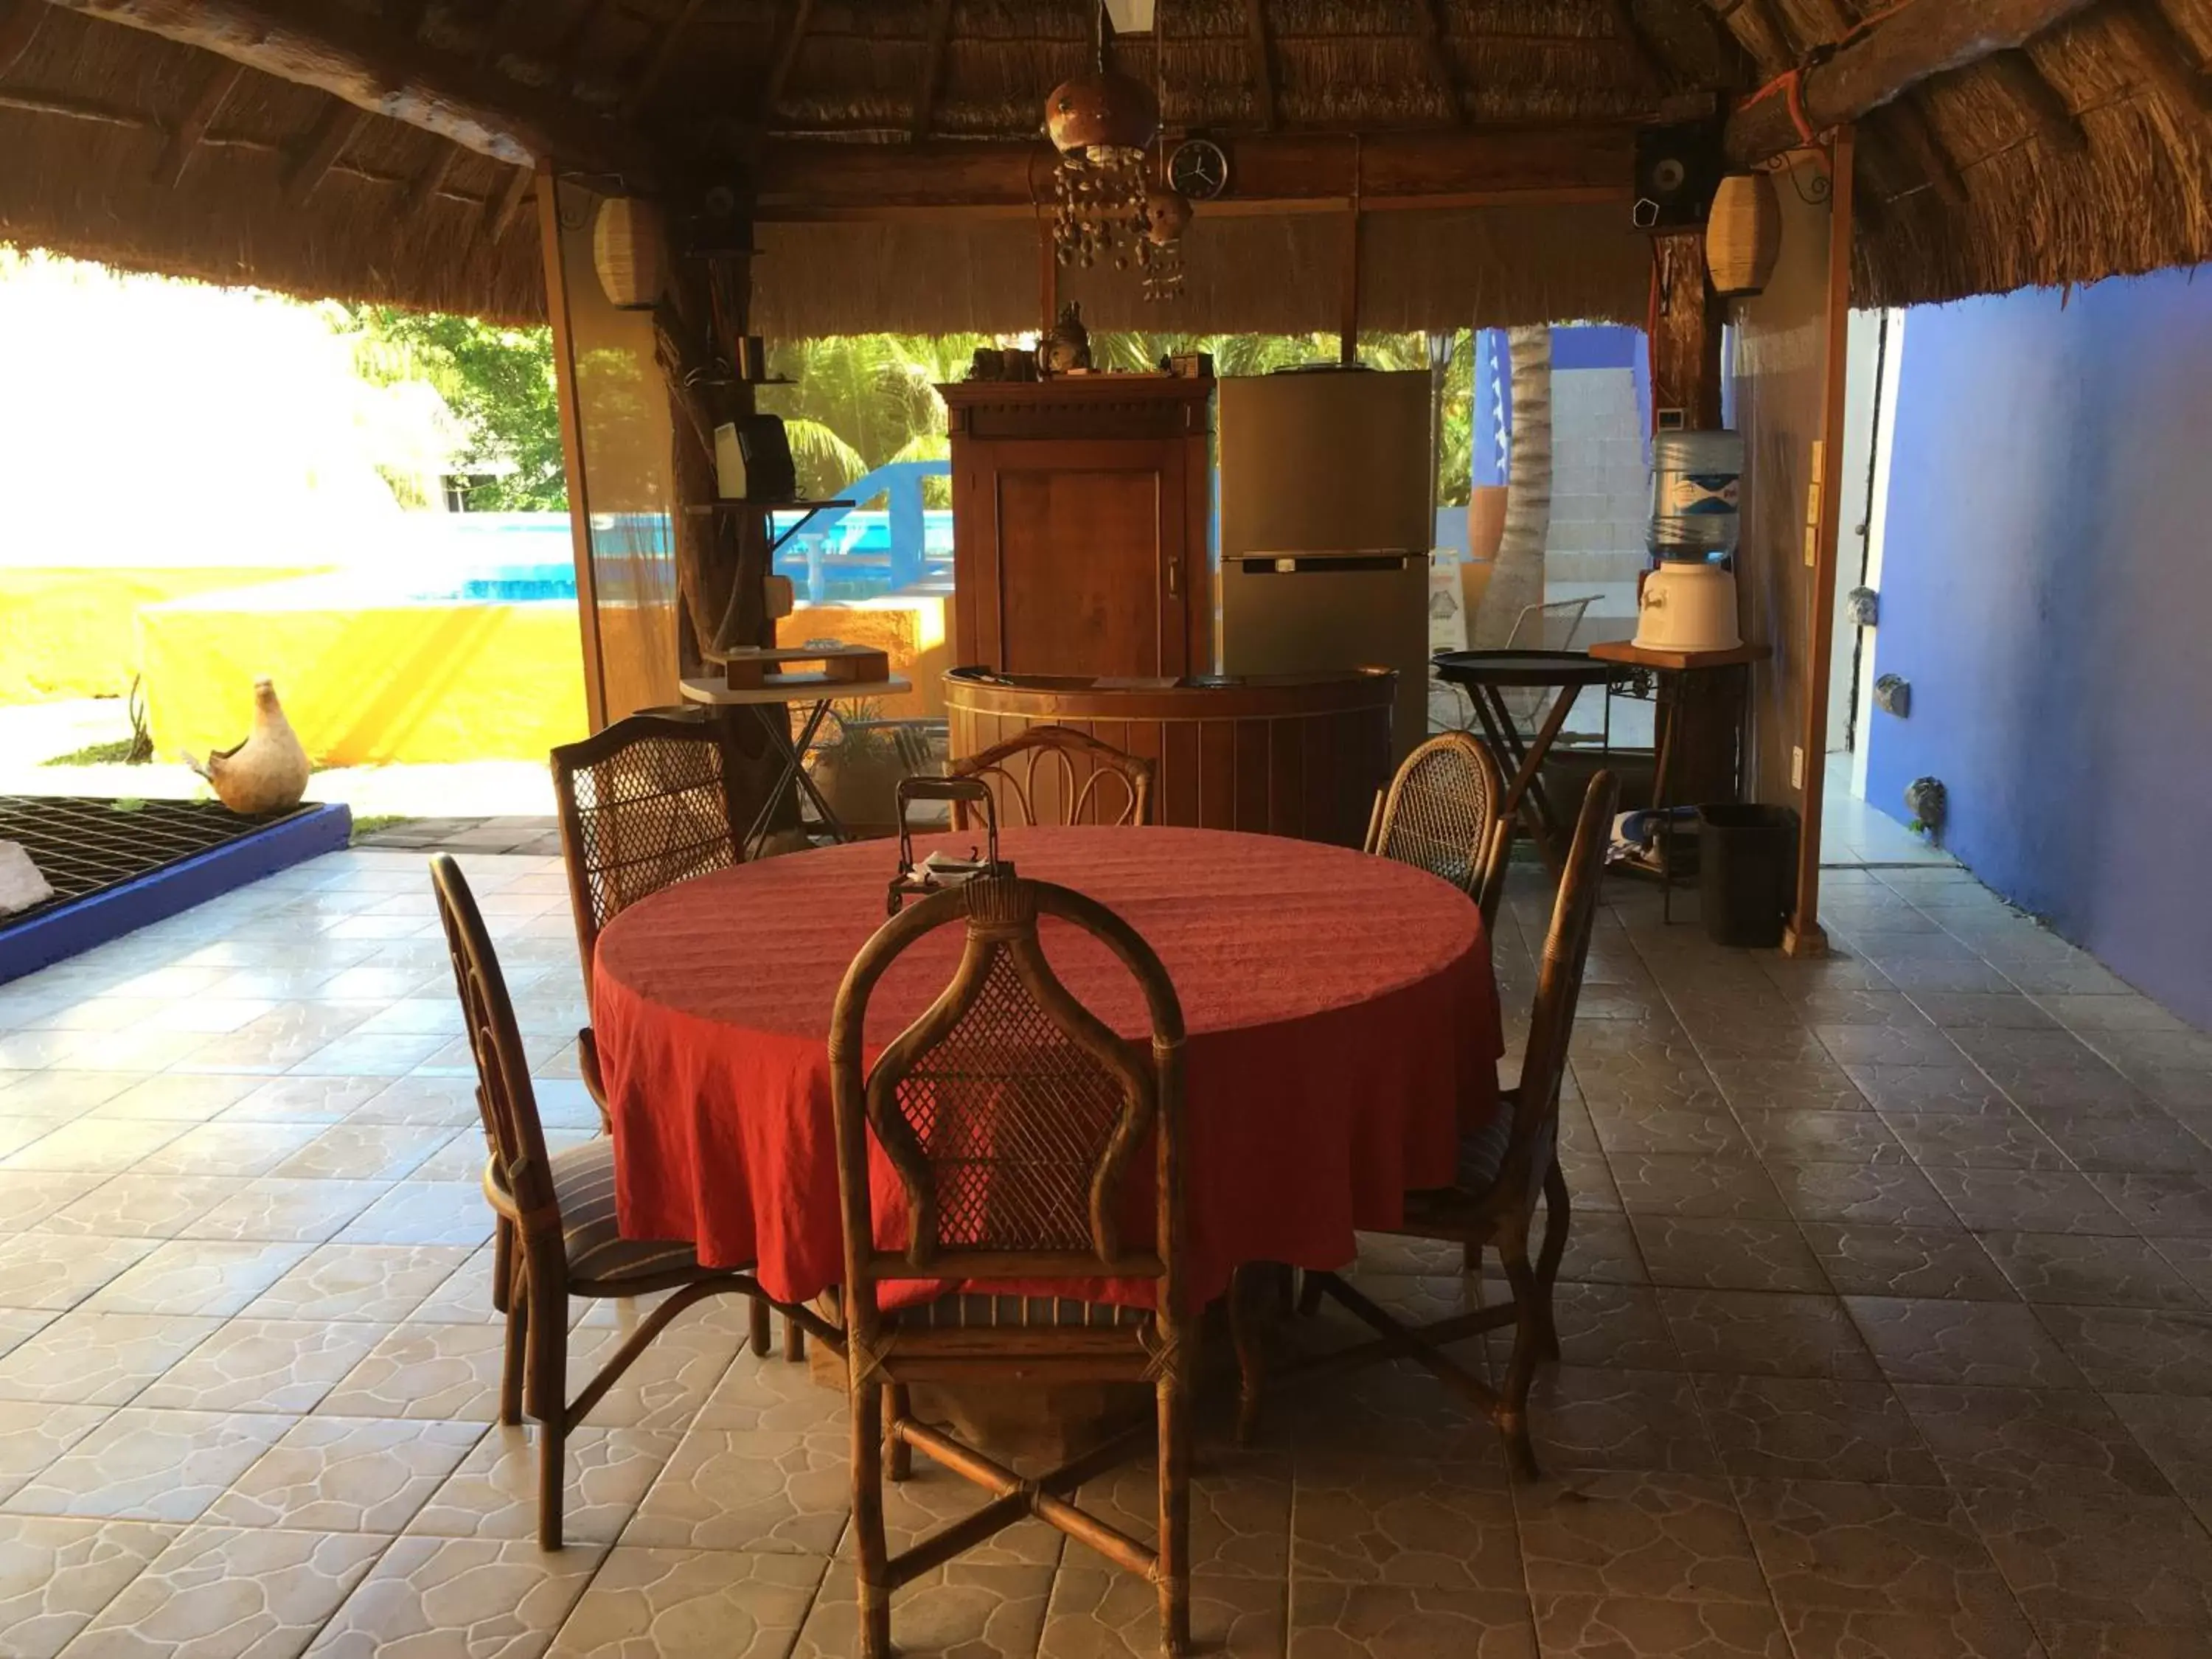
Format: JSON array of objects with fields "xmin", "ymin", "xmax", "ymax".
[
  {"xmin": 758, "ymin": 328, "xmax": 1474, "ymax": 509},
  {"xmin": 338, "ymin": 306, "xmax": 566, "ymax": 511}
]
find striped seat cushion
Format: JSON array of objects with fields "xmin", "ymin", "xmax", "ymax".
[
  {"xmin": 552, "ymin": 1139, "xmax": 700, "ymax": 1284},
  {"xmin": 1456, "ymin": 1095, "xmax": 1516, "ymax": 1193},
  {"xmin": 885, "ymin": 1293, "xmax": 1148, "ymax": 1332}
]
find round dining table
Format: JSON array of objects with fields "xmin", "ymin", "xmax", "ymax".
[{"xmin": 591, "ymin": 824, "xmax": 1503, "ymax": 1313}]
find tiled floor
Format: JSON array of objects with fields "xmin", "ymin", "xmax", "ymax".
[{"xmin": 0, "ymin": 845, "xmax": 2209, "ymax": 1657}]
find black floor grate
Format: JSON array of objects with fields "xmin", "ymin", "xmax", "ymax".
[{"xmin": 0, "ymin": 796, "xmax": 312, "ymax": 925}]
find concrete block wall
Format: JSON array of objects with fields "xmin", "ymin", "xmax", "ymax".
[{"xmin": 1544, "ymin": 358, "xmax": 1649, "ymax": 639}]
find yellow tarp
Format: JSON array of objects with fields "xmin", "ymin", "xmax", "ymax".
[
  {"xmin": 0, "ymin": 567, "xmax": 327, "ymax": 700},
  {"xmin": 138, "ymin": 594, "xmax": 588, "ymax": 766}
]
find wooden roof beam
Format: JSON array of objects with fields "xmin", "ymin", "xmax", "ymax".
[
  {"xmin": 40, "ymin": 0, "xmax": 656, "ymax": 179},
  {"xmin": 1242, "ymin": 0, "xmax": 1278, "ymax": 130},
  {"xmin": 404, "ymin": 145, "xmax": 460, "ymax": 216},
  {"xmin": 1882, "ymin": 92, "xmax": 1967, "ymax": 207},
  {"xmin": 0, "ymin": 0, "xmax": 44, "ymax": 78},
  {"xmin": 1415, "ymin": 0, "xmax": 1468, "ymax": 122},
  {"xmin": 760, "ymin": 0, "xmax": 818, "ymax": 127},
  {"xmin": 1723, "ymin": 0, "xmax": 2104, "ymax": 165},
  {"xmin": 756, "ymin": 126, "xmax": 1635, "ymax": 215},
  {"xmin": 284, "ymin": 102, "xmax": 368, "ymax": 204},
  {"xmin": 1701, "ymin": 0, "xmax": 1795, "ymax": 74},
  {"xmin": 149, "ymin": 58, "xmax": 243, "ymax": 187},
  {"xmin": 624, "ymin": 0, "xmax": 705, "ymax": 119},
  {"xmin": 911, "ymin": 0, "xmax": 953, "ymax": 139},
  {"xmin": 1599, "ymin": 0, "xmax": 1674, "ymax": 87},
  {"xmin": 485, "ymin": 162, "xmax": 535, "ymax": 240},
  {"xmin": 1985, "ymin": 46, "xmax": 2087, "ymax": 154},
  {"xmin": 2107, "ymin": 0, "xmax": 2212, "ymax": 121}
]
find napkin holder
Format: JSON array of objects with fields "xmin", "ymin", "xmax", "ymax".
[{"xmin": 887, "ymin": 776, "xmax": 1013, "ymax": 916}]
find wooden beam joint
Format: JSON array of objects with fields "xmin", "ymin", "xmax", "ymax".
[
  {"xmin": 150, "ymin": 58, "xmax": 245, "ymax": 187},
  {"xmin": 1722, "ymin": 0, "xmax": 2103, "ymax": 166}
]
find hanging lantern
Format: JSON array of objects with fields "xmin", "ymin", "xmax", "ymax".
[
  {"xmin": 1705, "ymin": 172, "xmax": 1782, "ymax": 299},
  {"xmin": 592, "ymin": 195, "xmax": 664, "ymax": 311}
]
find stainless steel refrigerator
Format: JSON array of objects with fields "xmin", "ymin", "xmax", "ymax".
[{"xmin": 1216, "ymin": 367, "xmax": 1435, "ymax": 760}]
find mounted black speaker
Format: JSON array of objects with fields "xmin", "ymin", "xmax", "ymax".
[{"xmin": 1632, "ymin": 125, "xmax": 1725, "ymax": 232}]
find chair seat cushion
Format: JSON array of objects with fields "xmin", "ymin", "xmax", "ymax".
[{"xmin": 552, "ymin": 1139, "xmax": 701, "ymax": 1284}]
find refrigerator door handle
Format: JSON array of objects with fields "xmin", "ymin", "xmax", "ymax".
[{"xmin": 1167, "ymin": 552, "xmax": 1180, "ymax": 600}]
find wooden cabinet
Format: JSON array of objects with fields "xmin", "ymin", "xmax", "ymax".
[{"xmin": 941, "ymin": 377, "xmax": 1214, "ymax": 678}]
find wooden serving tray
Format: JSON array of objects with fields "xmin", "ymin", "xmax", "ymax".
[{"xmin": 705, "ymin": 644, "xmax": 892, "ymax": 693}]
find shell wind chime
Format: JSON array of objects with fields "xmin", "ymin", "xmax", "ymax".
[{"xmin": 1045, "ymin": 3, "xmax": 1191, "ymax": 300}]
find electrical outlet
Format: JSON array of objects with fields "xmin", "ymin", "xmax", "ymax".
[{"xmin": 1792, "ymin": 746, "xmax": 1806, "ymax": 791}]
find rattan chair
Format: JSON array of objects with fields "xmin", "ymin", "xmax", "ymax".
[
  {"xmin": 1245, "ymin": 771, "xmax": 1618, "ymax": 1481},
  {"xmin": 431, "ymin": 853, "xmax": 821, "ymax": 1549},
  {"xmin": 949, "ymin": 726, "xmax": 1155, "ymax": 829},
  {"xmin": 830, "ymin": 874, "xmax": 1192, "ymax": 1659},
  {"xmin": 1366, "ymin": 730, "xmax": 1514, "ymax": 931},
  {"xmin": 550, "ymin": 707, "xmax": 744, "ymax": 1118}
]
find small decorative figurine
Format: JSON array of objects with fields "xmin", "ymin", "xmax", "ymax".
[
  {"xmin": 1039, "ymin": 302, "xmax": 1093, "ymax": 375},
  {"xmin": 185, "ymin": 677, "xmax": 312, "ymax": 815}
]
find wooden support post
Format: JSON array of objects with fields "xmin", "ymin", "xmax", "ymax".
[
  {"xmin": 1649, "ymin": 229, "xmax": 1723, "ymax": 431},
  {"xmin": 1784, "ymin": 125, "xmax": 1856, "ymax": 959},
  {"xmin": 538, "ymin": 169, "xmax": 609, "ymax": 731}
]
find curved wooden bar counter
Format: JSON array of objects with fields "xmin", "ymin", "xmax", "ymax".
[{"xmin": 944, "ymin": 666, "xmax": 1397, "ymax": 847}]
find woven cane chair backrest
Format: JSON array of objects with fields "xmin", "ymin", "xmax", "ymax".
[
  {"xmin": 829, "ymin": 875, "xmax": 1186, "ymax": 1293},
  {"xmin": 1507, "ymin": 771, "xmax": 1618, "ymax": 1172},
  {"xmin": 431, "ymin": 853, "xmax": 557, "ymax": 1226},
  {"xmin": 950, "ymin": 726, "xmax": 1154, "ymax": 830},
  {"xmin": 1371, "ymin": 731, "xmax": 1506, "ymax": 896},
  {"xmin": 551, "ymin": 709, "xmax": 741, "ymax": 972}
]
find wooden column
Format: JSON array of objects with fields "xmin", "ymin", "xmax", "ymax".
[
  {"xmin": 1784, "ymin": 125, "xmax": 1857, "ymax": 959},
  {"xmin": 648, "ymin": 205, "xmax": 801, "ymax": 839},
  {"xmin": 538, "ymin": 167, "xmax": 608, "ymax": 731},
  {"xmin": 1650, "ymin": 229, "xmax": 1723, "ymax": 431},
  {"xmin": 1648, "ymin": 229, "xmax": 1739, "ymax": 807}
]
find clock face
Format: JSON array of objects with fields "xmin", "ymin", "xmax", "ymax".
[{"xmin": 1167, "ymin": 138, "xmax": 1228, "ymax": 202}]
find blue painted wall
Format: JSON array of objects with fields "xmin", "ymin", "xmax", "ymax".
[{"xmin": 1865, "ymin": 269, "xmax": 2212, "ymax": 1025}]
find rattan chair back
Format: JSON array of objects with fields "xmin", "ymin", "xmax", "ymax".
[
  {"xmin": 1368, "ymin": 730, "xmax": 1512, "ymax": 925},
  {"xmin": 550, "ymin": 708, "xmax": 743, "ymax": 978},
  {"xmin": 949, "ymin": 726, "xmax": 1155, "ymax": 830},
  {"xmin": 831, "ymin": 873, "xmax": 1185, "ymax": 1290},
  {"xmin": 431, "ymin": 852, "xmax": 557, "ymax": 1232},
  {"xmin": 1502, "ymin": 771, "xmax": 1618, "ymax": 1185}
]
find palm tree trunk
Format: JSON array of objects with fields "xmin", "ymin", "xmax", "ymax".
[{"xmin": 1475, "ymin": 324, "xmax": 1552, "ymax": 650}]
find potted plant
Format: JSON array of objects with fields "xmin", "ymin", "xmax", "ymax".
[{"xmin": 808, "ymin": 702, "xmax": 941, "ymax": 837}]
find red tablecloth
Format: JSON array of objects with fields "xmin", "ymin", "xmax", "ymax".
[{"xmin": 592, "ymin": 825, "xmax": 1502, "ymax": 1312}]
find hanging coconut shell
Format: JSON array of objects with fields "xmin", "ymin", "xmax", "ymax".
[
  {"xmin": 1046, "ymin": 69, "xmax": 1158, "ymax": 159},
  {"xmin": 1706, "ymin": 173, "xmax": 1782, "ymax": 299},
  {"xmin": 1144, "ymin": 187, "xmax": 1193, "ymax": 247}
]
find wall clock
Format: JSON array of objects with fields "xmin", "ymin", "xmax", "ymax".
[{"xmin": 1166, "ymin": 138, "xmax": 1228, "ymax": 202}]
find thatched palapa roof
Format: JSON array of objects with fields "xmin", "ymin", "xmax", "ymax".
[{"xmin": 3, "ymin": 0, "xmax": 2212, "ymax": 327}]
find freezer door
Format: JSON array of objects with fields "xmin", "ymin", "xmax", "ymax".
[
  {"xmin": 1218, "ymin": 370, "xmax": 1434, "ymax": 558},
  {"xmin": 1219, "ymin": 553, "xmax": 1431, "ymax": 760}
]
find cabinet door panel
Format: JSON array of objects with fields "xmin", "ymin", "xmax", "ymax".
[{"xmin": 995, "ymin": 466, "xmax": 1164, "ymax": 678}]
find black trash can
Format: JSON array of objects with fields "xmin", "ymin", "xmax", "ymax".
[{"xmin": 1696, "ymin": 804, "xmax": 1798, "ymax": 948}]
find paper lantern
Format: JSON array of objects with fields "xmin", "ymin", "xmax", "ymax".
[
  {"xmin": 592, "ymin": 195, "xmax": 664, "ymax": 311},
  {"xmin": 1705, "ymin": 172, "xmax": 1782, "ymax": 299}
]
